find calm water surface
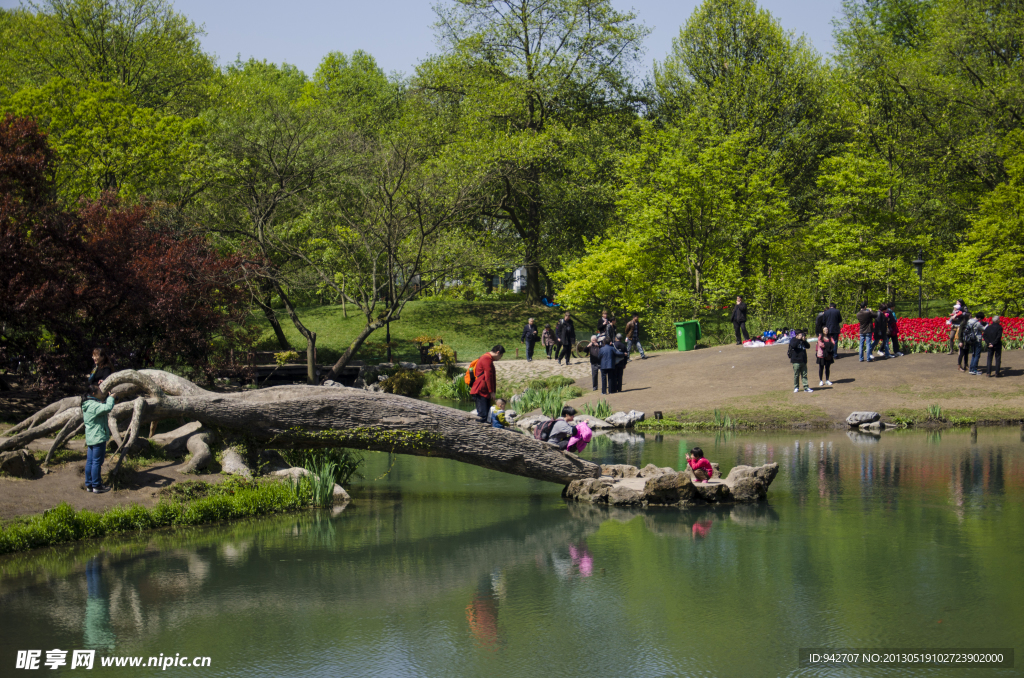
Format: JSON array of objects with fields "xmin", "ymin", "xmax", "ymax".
[{"xmin": 1, "ymin": 428, "xmax": 1022, "ymax": 677}]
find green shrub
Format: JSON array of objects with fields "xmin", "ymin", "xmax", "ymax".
[
  {"xmin": 421, "ymin": 369, "xmax": 471, "ymax": 401},
  {"xmin": 380, "ymin": 367, "xmax": 426, "ymax": 396},
  {"xmin": 583, "ymin": 400, "xmax": 612, "ymax": 419},
  {"xmin": 283, "ymin": 448, "xmax": 363, "ymax": 486}
]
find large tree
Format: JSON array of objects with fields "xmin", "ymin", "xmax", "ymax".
[{"xmin": 417, "ymin": 0, "xmax": 648, "ymax": 303}]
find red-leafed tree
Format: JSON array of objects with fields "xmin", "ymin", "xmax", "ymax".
[{"xmin": 0, "ymin": 114, "xmax": 253, "ymax": 391}]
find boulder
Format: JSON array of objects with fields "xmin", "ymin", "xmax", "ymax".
[
  {"xmin": 516, "ymin": 414, "xmax": 550, "ymax": 433},
  {"xmin": 640, "ymin": 472, "xmax": 697, "ymax": 504},
  {"xmin": 605, "ymin": 410, "xmax": 645, "ymax": 428},
  {"xmin": 574, "ymin": 414, "xmax": 612, "ymax": 429},
  {"xmin": 399, "ymin": 362, "xmax": 418, "ymax": 370},
  {"xmin": 565, "ymin": 477, "xmax": 613, "ymax": 503},
  {"xmin": 220, "ymin": 448, "xmax": 253, "ymax": 479},
  {"xmin": 692, "ymin": 480, "xmax": 731, "ymax": 503},
  {"xmin": 846, "ymin": 411, "xmax": 880, "ymax": 427},
  {"xmin": 607, "ymin": 483, "xmax": 643, "ymax": 506},
  {"xmin": 727, "ymin": 476, "xmax": 767, "ymax": 502},
  {"xmin": 638, "ymin": 463, "xmax": 675, "ymax": 478},
  {"xmin": 600, "ymin": 464, "xmax": 640, "ymax": 478},
  {"xmin": 322, "ymin": 380, "xmax": 344, "ymax": 388},
  {"xmin": 333, "ymin": 484, "xmax": 351, "ymax": 502},
  {"xmin": 724, "ymin": 463, "xmax": 779, "ymax": 487},
  {"xmin": 859, "ymin": 421, "xmax": 884, "ymax": 432},
  {"xmin": 270, "ymin": 466, "xmax": 310, "ymax": 481},
  {"xmin": 0, "ymin": 449, "xmax": 40, "ymax": 479}
]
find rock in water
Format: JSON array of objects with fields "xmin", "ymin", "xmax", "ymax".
[
  {"xmin": 574, "ymin": 414, "xmax": 612, "ymax": 429},
  {"xmin": 333, "ymin": 484, "xmax": 351, "ymax": 503},
  {"xmin": 0, "ymin": 449, "xmax": 40, "ymax": 478},
  {"xmin": 605, "ymin": 410, "xmax": 646, "ymax": 428},
  {"xmin": 607, "ymin": 483, "xmax": 643, "ymax": 505},
  {"xmin": 859, "ymin": 421, "xmax": 885, "ymax": 432},
  {"xmin": 846, "ymin": 411, "xmax": 880, "ymax": 426}
]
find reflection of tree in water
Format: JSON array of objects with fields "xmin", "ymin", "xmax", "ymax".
[{"xmin": 586, "ymin": 431, "xmax": 645, "ymax": 467}]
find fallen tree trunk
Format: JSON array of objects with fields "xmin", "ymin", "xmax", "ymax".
[{"xmin": 1, "ymin": 370, "xmax": 600, "ymax": 485}]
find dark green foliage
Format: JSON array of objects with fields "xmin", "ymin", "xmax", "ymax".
[{"xmin": 380, "ymin": 367, "xmax": 426, "ymax": 396}]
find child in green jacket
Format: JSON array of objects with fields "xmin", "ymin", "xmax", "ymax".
[{"xmin": 81, "ymin": 384, "xmax": 115, "ymax": 493}]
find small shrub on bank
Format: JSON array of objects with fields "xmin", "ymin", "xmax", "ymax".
[{"xmin": 380, "ymin": 367, "xmax": 426, "ymax": 396}]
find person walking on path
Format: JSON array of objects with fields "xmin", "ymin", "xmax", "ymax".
[
  {"xmin": 470, "ymin": 345, "xmax": 505, "ymax": 423},
  {"xmin": 822, "ymin": 303, "xmax": 843, "ymax": 358},
  {"xmin": 789, "ymin": 330, "xmax": 813, "ymax": 392},
  {"xmin": 598, "ymin": 339, "xmax": 623, "ymax": 395},
  {"xmin": 983, "ymin": 316, "xmax": 1003, "ymax": 377},
  {"xmin": 555, "ymin": 312, "xmax": 576, "ymax": 366},
  {"xmin": 856, "ymin": 304, "xmax": 877, "ymax": 362},
  {"xmin": 871, "ymin": 304, "xmax": 893, "ymax": 359},
  {"xmin": 946, "ymin": 301, "xmax": 967, "ymax": 355},
  {"xmin": 886, "ymin": 305, "xmax": 904, "ymax": 357},
  {"xmin": 624, "ymin": 313, "xmax": 647, "ymax": 360},
  {"xmin": 541, "ymin": 324, "xmax": 556, "ymax": 359},
  {"xmin": 81, "ymin": 384, "xmax": 115, "ymax": 493},
  {"xmin": 967, "ymin": 311, "xmax": 986, "ymax": 375},
  {"xmin": 816, "ymin": 326, "xmax": 836, "ymax": 386},
  {"xmin": 730, "ymin": 296, "xmax": 749, "ymax": 345},
  {"xmin": 587, "ymin": 335, "xmax": 602, "ymax": 391},
  {"xmin": 520, "ymin": 318, "xmax": 539, "ymax": 362}
]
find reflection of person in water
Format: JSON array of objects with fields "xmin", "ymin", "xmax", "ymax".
[
  {"xmin": 466, "ymin": 573, "xmax": 502, "ymax": 650},
  {"xmin": 691, "ymin": 520, "xmax": 713, "ymax": 539},
  {"xmin": 568, "ymin": 542, "xmax": 593, "ymax": 577},
  {"xmin": 84, "ymin": 556, "xmax": 116, "ymax": 650}
]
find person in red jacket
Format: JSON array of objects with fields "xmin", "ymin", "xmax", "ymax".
[
  {"xmin": 470, "ymin": 345, "xmax": 505, "ymax": 423},
  {"xmin": 687, "ymin": 447, "xmax": 715, "ymax": 483}
]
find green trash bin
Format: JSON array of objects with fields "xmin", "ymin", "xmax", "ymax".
[{"xmin": 674, "ymin": 320, "xmax": 702, "ymax": 351}]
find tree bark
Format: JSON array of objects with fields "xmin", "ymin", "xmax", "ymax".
[
  {"xmin": 325, "ymin": 320, "xmax": 385, "ymax": 381},
  {"xmin": 2, "ymin": 370, "xmax": 601, "ymax": 485},
  {"xmin": 273, "ymin": 282, "xmax": 318, "ymax": 385},
  {"xmin": 254, "ymin": 289, "xmax": 292, "ymax": 351}
]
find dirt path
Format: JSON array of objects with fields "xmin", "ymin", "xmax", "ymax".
[
  {"xmin": 567, "ymin": 344, "xmax": 1024, "ymax": 425},
  {"xmin": 0, "ymin": 439, "xmax": 227, "ymax": 521}
]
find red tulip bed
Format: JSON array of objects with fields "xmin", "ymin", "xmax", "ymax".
[{"xmin": 837, "ymin": 317, "xmax": 1024, "ymax": 353}]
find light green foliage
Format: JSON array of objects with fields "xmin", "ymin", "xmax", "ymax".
[
  {"xmin": 380, "ymin": 368, "xmax": 427, "ymax": 397},
  {"xmin": 3, "ymin": 78, "xmax": 209, "ymax": 203},
  {"xmin": 418, "ymin": 0, "xmax": 649, "ymax": 301},
  {"xmin": 1, "ymin": 0, "xmax": 216, "ymax": 115},
  {"xmin": 583, "ymin": 400, "xmax": 611, "ymax": 419},
  {"xmin": 941, "ymin": 135, "xmax": 1024, "ymax": 314}
]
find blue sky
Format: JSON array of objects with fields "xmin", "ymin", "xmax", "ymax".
[{"xmin": 2, "ymin": 0, "xmax": 846, "ymax": 77}]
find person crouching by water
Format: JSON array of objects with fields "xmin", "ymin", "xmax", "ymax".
[
  {"xmin": 471, "ymin": 345, "xmax": 505, "ymax": 423},
  {"xmin": 816, "ymin": 326, "xmax": 836, "ymax": 387},
  {"xmin": 89, "ymin": 348, "xmax": 113, "ymax": 387},
  {"xmin": 82, "ymin": 384, "xmax": 115, "ymax": 493},
  {"xmin": 547, "ymin": 406, "xmax": 578, "ymax": 450},
  {"xmin": 687, "ymin": 447, "xmax": 714, "ymax": 483}
]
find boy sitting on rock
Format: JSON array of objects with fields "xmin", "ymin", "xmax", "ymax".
[{"xmin": 687, "ymin": 447, "xmax": 715, "ymax": 483}]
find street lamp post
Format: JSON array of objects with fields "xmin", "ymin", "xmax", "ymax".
[{"xmin": 912, "ymin": 254, "xmax": 925, "ymax": 318}]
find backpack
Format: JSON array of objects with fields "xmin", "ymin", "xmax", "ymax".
[
  {"xmin": 533, "ymin": 419, "xmax": 557, "ymax": 442},
  {"xmin": 464, "ymin": 359, "xmax": 479, "ymax": 386}
]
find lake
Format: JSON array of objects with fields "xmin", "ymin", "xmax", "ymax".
[{"xmin": 1, "ymin": 428, "xmax": 1021, "ymax": 676}]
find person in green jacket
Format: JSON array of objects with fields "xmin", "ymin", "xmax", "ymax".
[{"xmin": 82, "ymin": 384, "xmax": 115, "ymax": 493}]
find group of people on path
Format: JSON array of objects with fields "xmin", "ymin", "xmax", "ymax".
[
  {"xmin": 947, "ymin": 301, "xmax": 1004, "ymax": 377},
  {"xmin": 521, "ymin": 310, "xmax": 647, "ymax": 368}
]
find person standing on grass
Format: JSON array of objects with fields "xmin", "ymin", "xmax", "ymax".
[
  {"xmin": 541, "ymin": 324, "xmax": 556, "ymax": 359},
  {"xmin": 730, "ymin": 296, "xmax": 749, "ymax": 345},
  {"xmin": 470, "ymin": 345, "xmax": 505, "ymax": 423},
  {"xmin": 587, "ymin": 335, "xmax": 602, "ymax": 391},
  {"xmin": 598, "ymin": 338, "xmax": 623, "ymax": 395},
  {"xmin": 967, "ymin": 311, "xmax": 986, "ymax": 375},
  {"xmin": 817, "ymin": 326, "xmax": 836, "ymax": 386},
  {"xmin": 856, "ymin": 303, "xmax": 877, "ymax": 362},
  {"xmin": 624, "ymin": 313, "xmax": 647, "ymax": 360},
  {"xmin": 521, "ymin": 318, "xmax": 539, "ymax": 362},
  {"xmin": 555, "ymin": 312, "xmax": 576, "ymax": 366},
  {"xmin": 789, "ymin": 330, "xmax": 813, "ymax": 393},
  {"xmin": 82, "ymin": 383, "xmax": 115, "ymax": 493},
  {"xmin": 821, "ymin": 303, "xmax": 843, "ymax": 357},
  {"xmin": 983, "ymin": 316, "xmax": 1003, "ymax": 377}
]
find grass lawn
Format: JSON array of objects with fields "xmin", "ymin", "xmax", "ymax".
[{"xmin": 253, "ymin": 300, "xmax": 589, "ymax": 364}]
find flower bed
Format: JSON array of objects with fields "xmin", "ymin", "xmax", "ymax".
[{"xmin": 837, "ymin": 317, "xmax": 1024, "ymax": 353}]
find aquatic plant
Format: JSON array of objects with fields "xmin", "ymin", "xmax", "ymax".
[{"xmin": 583, "ymin": 400, "xmax": 612, "ymax": 419}]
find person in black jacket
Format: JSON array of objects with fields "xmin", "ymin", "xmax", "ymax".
[
  {"xmin": 788, "ymin": 330, "xmax": 813, "ymax": 393},
  {"xmin": 520, "ymin": 318, "xmax": 539, "ymax": 362},
  {"xmin": 611, "ymin": 333, "xmax": 628, "ymax": 393},
  {"xmin": 586, "ymin": 335, "xmax": 602, "ymax": 391},
  {"xmin": 983, "ymin": 316, "xmax": 1003, "ymax": 377},
  {"xmin": 555, "ymin": 312, "xmax": 576, "ymax": 366},
  {"xmin": 822, "ymin": 303, "xmax": 843, "ymax": 358},
  {"xmin": 598, "ymin": 340, "xmax": 623, "ymax": 395},
  {"xmin": 730, "ymin": 296, "xmax": 749, "ymax": 345}
]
